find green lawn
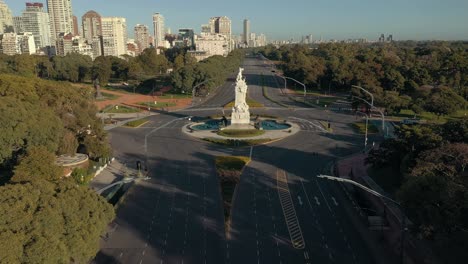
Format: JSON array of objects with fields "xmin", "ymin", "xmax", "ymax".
[
  {"xmin": 225, "ymin": 98, "xmax": 264, "ymax": 108},
  {"xmin": 203, "ymin": 138, "xmax": 272, "ymax": 147},
  {"xmin": 217, "ymin": 129, "xmax": 265, "ymax": 138},
  {"xmin": 389, "ymin": 109, "xmax": 468, "ymax": 123},
  {"xmin": 138, "ymin": 101, "xmax": 177, "ymax": 108},
  {"xmin": 124, "ymin": 118, "xmax": 149, "ymax": 128},
  {"xmin": 102, "ymin": 105, "xmax": 141, "ymax": 113},
  {"xmin": 350, "ymin": 121, "xmax": 379, "ymax": 134},
  {"xmin": 215, "ymin": 156, "xmax": 251, "ymax": 171},
  {"xmin": 95, "ymin": 92, "xmax": 121, "ymax": 101}
]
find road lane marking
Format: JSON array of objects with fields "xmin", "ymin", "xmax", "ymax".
[
  {"xmin": 314, "ymin": 196, "xmax": 321, "ymax": 205},
  {"xmin": 297, "ymin": 196, "xmax": 303, "ymax": 206},
  {"xmin": 315, "ymin": 178, "xmax": 333, "ymax": 212},
  {"xmin": 276, "ymin": 169, "xmax": 306, "ymax": 249},
  {"xmin": 331, "ymin": 196, "xmax": 339, "ymax": 206}
]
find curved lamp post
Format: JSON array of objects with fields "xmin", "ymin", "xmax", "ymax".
[{"xmin": 317, "ymin": 174, "xmax": 407, "ymax": 264}]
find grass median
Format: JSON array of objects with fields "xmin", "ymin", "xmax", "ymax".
[
  {"xmin": 203, "ymin": 138, "xmax": 272, "ymax": 147},
  {"xmin": 350, "ymin": 121, "xmax": 379, "ymax": 134},
  {"xmin": 124, "ymin": 118, "xmax": 149, "ymax": 128},
  {"xmin": 215, "ymin": 156, "xmax": 251, "ymax": 237}
]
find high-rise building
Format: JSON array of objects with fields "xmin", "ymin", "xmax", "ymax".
[
  {"xmin": 207, "ymin": 17, "xmax": 232, "ymax": 51},
  {"xmin": 101, "ymin": 17, "xmax": 127, "ymax": 57},
  {"xmin": 387, "ymin": 34, "xmax": 393, "ymax": 42},
  {"xmin": 22, "ymin": 2, "xmax": 52, "ymax": 49},
  {"xmin": 82, "ymin": 10, "xmax": 101, "ymax": 43},
  {"xmin": 176, "ymin": 28, "xmax": 195, "ymax": 49},
  {"xmin": 209, "ymin": 16, "xmax": 231, "ymax": 35},
  {"xmin": 379, "ymin": 33, "xmax": 385, "ymax": 42},
  {"xmin": 134, "ymin": 24, "xmax": 149, "ymax": 54},
  {"xmin": 55, "ymin": 32, "xmax": 73, "ymax": 55},
  {"xmin": 0, "ymin": 32, "xmax": 18, "ymax": 55},
  {"xmin": 0, "ymin": 0, "xmax": 13, "ymax": 34},
  {"xmin": 243, "ymin": 19, "xmax": 250, "ymax": 45},
  {"xmin": 47, "ymin": 0, "xmax": 73, "ymax": 43},
  {"xmin": 72, "ymin": 15, "xmax": 79, "ymax": 36},
  {"xmin": 13, "ymin": 16, "xmax": 24, "ymax": 33},
  {"xmin": 152, "ymin": 13, "xmax": 164, "ymax": 48},
  {"xmin": 17, "ymin": 32, "xmax": 36, "ymax": 54}
]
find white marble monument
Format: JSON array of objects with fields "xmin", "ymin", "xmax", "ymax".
[{"xmin": 231, "ymin": 68, "xmax": 251, "ymax": 126}]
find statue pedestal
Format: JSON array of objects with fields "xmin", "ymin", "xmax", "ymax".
[{"xmin": 231, "ymin": 107, "xmax": 250, "ymax": 125}]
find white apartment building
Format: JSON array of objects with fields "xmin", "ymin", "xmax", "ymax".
[
  {"xmin": 47, "ymin": 0, "xmax": 73, "ymax": 43},
  {"xmin": 134, "ymin": 24, "xmax": 149, "ymax": 53},
  {"xmin": 152, "ymin": 13, "xmax": 164, "ymax": 48},
  {"xmin": 101, "ymin": 17, "xmax": 127, "ymax": 57},
  {"xmin": 0, "ymin": 32, "xmax": 36, "ymax": 55},
  {"xmin": 193, "ymin": 33, "xmax": 229, "ymax": 61},
  {"xmin": 22, "ymin": 2, "xmax": 52, "ymax": 49},
  {"xmin": 0, "ymin": 0, "xmax": 13, "ymax": 34}
]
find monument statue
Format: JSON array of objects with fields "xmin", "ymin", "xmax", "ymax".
[
  {"xmin": 231, "ymin": 68, "xmax": 250, "ymax": 125},
  {"xmin": 93, "ymin": 78, "xmax": 103, "ymax": 99}
]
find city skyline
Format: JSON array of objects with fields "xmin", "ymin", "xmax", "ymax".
[{"xmin": 3, "ymin": 0, "xmax": 468, "ymax": 41}]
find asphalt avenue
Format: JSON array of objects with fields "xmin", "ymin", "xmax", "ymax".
[{"xmin": 94, "ymin": 55, "xmax": 383, "ymax": 264}]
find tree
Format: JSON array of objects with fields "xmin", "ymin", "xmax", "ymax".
[
  {"xmin": 440, "ymin": 118, "xmax": 468, "ymax": 143},
  {"xmin": 10, "ymin": 146, "xmax": 63, "ymax": 183},
  {"xmin": 425, "ymin": 86, "xmax": 466, "ymax": 115},
  {"xmin": 399, "ymin": 143, "xmax": 468, "ymax": 237},
  {"xmin": 0, "ymin": 179, "xmax": 114, "ymax": 263},
  {"xmin": 92, "ymin": 56, "xmax": 112, "ymax": 85}
]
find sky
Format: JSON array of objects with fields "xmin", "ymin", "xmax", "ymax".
[{"xmin": 5, "ymin": 0, "xmax": 468, "ymax": 41}]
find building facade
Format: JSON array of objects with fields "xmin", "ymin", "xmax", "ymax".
[
  {"xmin": 0, "ymin": 0, "xmax": 13, "ymax": 34},
  {"xmin": 101, "ymin": 17, "xmax": 127, "ymax": 57},
  {"xmin": 243, "ymin": 19, "xmax": 250, "ymax": 46},
  {"xmin": 72, "ymin": 15, "xmax": 79, "ymax": 36},
  {"xmin": 22, "ymin": 2, "xmax": 52, "ymax": 49},
  {"xmin": 82, "ymin": 10, "xmax": 101, "ymax": 43},
  {"xmin": 152, "ymin": 13, "xmax": 164, "ymax": 48},
  {"xmin": 47, "ymin": 0, "xmax": 73, "ymax": 43},
  {"xmin": 134, "ymin": 24, "xmax": 149, "ymax": 54},
  {"xmin": 194, "ymin": 33, "xmax": 229, "ymax": 61},
  {"xmin": 13, "ymin": 16, "xmax": 24, "ymax": 33},
  {"xmin": 0, "ymin": 32, "xmax": 18, "ymax": 55}
]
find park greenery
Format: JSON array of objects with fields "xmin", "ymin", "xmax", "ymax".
[
  {"xmin": 365, "ymin": 118, "xmax": 468, "ymax": 259},
  {"xmin": 203, "ymin": 138, "xmax": 272, "ymax": 147},
  {"xmin": 215, "ymin": 156, "xmax": 250, "ymax": 235},
  {"xmin": 0, "ymin": 179, "xmax": 114, "ymax": 263},
  {"xmin": 0, "ymin": 74, "xmax": 115, "ymax": 261},
  {"xmin": 260, "ymin": 42, "xmax": 467, "ymax": 116}
]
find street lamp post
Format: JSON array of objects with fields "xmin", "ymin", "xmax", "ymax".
[
  {"xmin": 353, "ymin": 96, "xmax": 385, "ymax": 132},
  {"xmin": 356, "ymin": 111, "xmax": 369, "ymax": 150},
  {"xmin": 317, "ymin": 175, "xmax": 407, "ymax": 264},
  {"xmin": 352, "ymin": 85, "xmax": 374, "ymax": 107}
]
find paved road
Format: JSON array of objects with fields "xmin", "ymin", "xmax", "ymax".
[{"xmin": 94, "ymin": 56, "xmax": 386, "ymax": 264}]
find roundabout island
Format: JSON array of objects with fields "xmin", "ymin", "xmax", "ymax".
[{"xmin": 183, "ymin": 68, "xmax": 300, "ymax": 145}]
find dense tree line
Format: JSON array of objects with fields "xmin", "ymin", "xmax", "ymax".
[
  {"xmin": 366, "ymin": 119, "xmax": 467, "ymax": 246},
  {"xmin": 0, "ymin": 47, "xmax": 171, "ymax": 85},
  {"xmin": 170, "ymin": 49, "xmax": 245, "ymax": 94},
  {"xmin": 260, "ymin": 42, "xmax": 468, "ymax": 115}
]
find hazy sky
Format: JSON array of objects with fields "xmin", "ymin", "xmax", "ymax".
[{"xmin": 5, "ymin": 0, "xmax": 468, "ymax": 41}]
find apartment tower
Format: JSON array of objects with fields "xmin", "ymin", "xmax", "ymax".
[{"xmin": 46, "ymin": 0, "xmax": 73, "ymax": 43}]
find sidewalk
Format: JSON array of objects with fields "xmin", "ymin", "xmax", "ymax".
[{"xmin": 89, "ymin": 159, "xmax": 130, "ymax": 192}]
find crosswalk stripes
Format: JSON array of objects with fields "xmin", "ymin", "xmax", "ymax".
[{"xmin": 276, "ymin": 169, "xmax": 305, "ymax": 249}]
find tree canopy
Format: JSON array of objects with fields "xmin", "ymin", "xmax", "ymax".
[{"xmin": 0, "ymin": 179, "xmax": 114, "ymax": 263}]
